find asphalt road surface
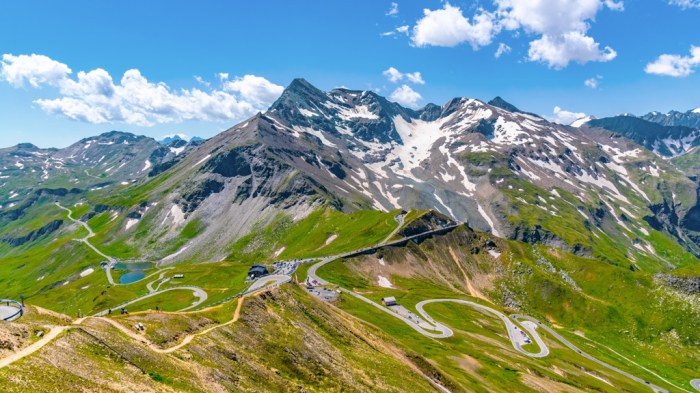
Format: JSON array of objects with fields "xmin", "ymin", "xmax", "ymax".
[
  {"xmin": 300, "ymin": 221, "xmax": 683, "ymax": 393},
  {"xmin": 690, "ymin": 379, "xmax": 700, "ymax": 392},
  {"xmin": 56, "ymin": 202, "xmax": 117, "ymax": 285},
  {"xmin": 93, "ymin": 286, "xmax": 207, "ymax": 317},
  {"xmin": 512, "ymin": 314, "xmax": 671, "ymax": 393},
  {"xmin": 245, "ymin": 275, "xmax": 291, "ymax": 293},
  {"xmin": 417, "ymin": 299, "xmax": 549, "ymax": 358}
]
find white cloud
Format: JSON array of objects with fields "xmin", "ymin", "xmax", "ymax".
[
  {"xmin": 604, "ymin": 0, "xmax": 625, "ymax": 11},
  {"xmin": 668, "ymin": 0, "xmax": 700, "ymax": 9},
  {"xmin": 194, "ymin": 75, "xmax": 210, "ymax": 87},
  {"xmin": 494, "ymin": 43, "xmax": 512, "ymax": 58},
  {"xmin": 389, "ymin": 85, "xmax": 422, "ymax": 108},
  {"xmin": 497, "ymin": 0, "xmax": 621, "ymax": 68},
  {"xmin": 223, "ymin": 74, "xmax": 284, "ymax": 107},
  {"xmin": 549, "ymin": 106, "xmax": 587, "ymax": 124},
  {"xmin": 382, "ymin": 67, "xmax": 425, "ymax": 84},
  {"xmin": 382, "ymin": 25, "xmax": 410, "ymax": 37},
  {"xmin": 161, "ymin": 133, "xmax": 190, "ymax": 141},
  {"xmin": 0, "ymin": 53, "xmax": 72, "ymax": 88},
  {"xmin": 527, "ymin": 32, "xmax": 617, "ymax": 69},
  {"xmin": 584, "ymin": 75, "xmax": 602, "ymax": 89},
  {"xmin": 496, "ymin": 0, "xmax": 621, "ymax": 37},
  {"xmin": 411, "ymin": 4, "xmax": 498, "ymax": 49},
  {"xmin": 383, "ymin": 67, "xmax": 403, "ymax": 82},
  {"xmin": 216, "ymin": 72, "xmax": 229, "ymax": 81},
  {"xmin": 405, "ymin": 72, "xmax": 425, "ymax": 84},
  {"xmin": 0, "ymin": 53, "xmax": 283, "ymax": 126},
  {"xmin": 387, "ymin": 2, "xmax": 399, "ymax": 16},
  {"xmin": 408, "ymin": 1, "xmax": 622, "ymax": 68},
  {"xmin": 645, "ymin": 46, "xmax": 700, "ymax": 77}
]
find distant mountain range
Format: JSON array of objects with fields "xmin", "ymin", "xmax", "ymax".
[
  {"xmin": 0, "ymin": 131, "xmax": 203, "ymax": 207},
  {"xmin": 573, "ymin": 108, "xmax": 700, "ymax": 158},
  {"xmin": 642, "ymin": 108, "xmax": 700, "ymax": 129},
  {"xmin": 159, "ymin": 134, "xmax": 205, "ymax": 145}
]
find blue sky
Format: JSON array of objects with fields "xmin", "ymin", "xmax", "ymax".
[{"xmin": 0, "ymin": 0, "xmax": 698, "ymax": 148}]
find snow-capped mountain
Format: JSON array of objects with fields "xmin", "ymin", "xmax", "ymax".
[
  {"xmin": 4, "ymin": 79, "xmax": 700, "ymax": 264},
  {"xmin": 584, "ymin": 116, "xmax": 700, "ymax": 157},
  {"xmin": 642, "ymin": 108, "xmax": 700, "ymax": 129},
  {"xmin": 132, "ymin": 79, "xmax": 700, "ymax": 261},
  {"xmin": 0, "ymin": 131, "xmax": 178, "ymax": 204},
  {"xmin": 570, "ymin": 116, "xmax": 595, "ymax": 128}
]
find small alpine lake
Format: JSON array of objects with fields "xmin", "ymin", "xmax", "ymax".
[{"xmin": 114, "ymin": 262, "xmax": 153, "ymax": 284}]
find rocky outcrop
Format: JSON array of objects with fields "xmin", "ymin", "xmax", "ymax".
[
  {"xmin": 511, "ymin": 224, "xmax": 590, "ymax": 257},
  {"xmin": 179, "ymin": 179, "xmax": 225, "ymax": 213},
  {"xmin": 203, "ymin": 147, "xmax": 253, "ymax": 178},
  {"xmin": 655, "ymin": 274, "xmax": 700, "ymax": 295},
  {"xmin": 2, "ymin": 219, "xmax": 63, "ymax": 247},
  {"xmin": 398, "ymin": 211, "xmax": 454, "ymax": 238}
]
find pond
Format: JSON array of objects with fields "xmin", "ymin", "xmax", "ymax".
[
  {"xmin": 113, "ymin": 262, "xmax": 152, "ymax": 270},
  {"xmin": 119, "ymin": 271, "xmax": 146, "ymax": 284},
  {"xmin": 114, "ymin": 262, "xmax": 153, "ymax": 284}
]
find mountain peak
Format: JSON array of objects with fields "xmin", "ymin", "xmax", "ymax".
[
  {"xmin": 15, "ymin": 143, "xmax": 39, "ymax": 150},
  {"xmin": 270, "ymin": 78, "xmax": 328, "ymax": 112},
  {"xmin": 99, "ymin": 130, "xmax": 139, "ymax": 140},
  {"xmin": 488, "ymin": 96, "xmax": 521, "ymax": 113},
  {"xmin": 641, "ymin": 107, "xmax": 700, "ymax": 129},
  {"xmin": 287, "ymin": 77, "xmax": 315, "ymax": 91},
  {"xmin": 487, "ymin": 96, "xmax": 542, "ymax": 119}
]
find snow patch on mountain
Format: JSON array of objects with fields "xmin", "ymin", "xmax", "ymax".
[
  {"xmin": 192, "ymin": 154, "xmax": 211, "ymax": 169},
  {"xmin": 298, "ymin": 108, "xmax": 319, "ymax": 117},
  {"xmin": 337, "ymin": 104, "xmax": 378, "ymax": 121},
  {"xmin": 377, "ymin": 275, "xmax": 393, "ymax": 288},
  {"xmin": 477, "ymin": 204, "xmax": 500, "ymax": 237},
  {"xmin": 570, "ymin": 116, "xmax": 594, "ymax": 128},
  {"xmin": 493, "ymin": 117, "xmax": 530, "ymax": 144},
  {"xmin": 170, "ymin": 146, "xmax": 186, "ymax": 155},
  {"xmin": 125, "ymin": 218, "xmax": 139, "ymax": 230}
]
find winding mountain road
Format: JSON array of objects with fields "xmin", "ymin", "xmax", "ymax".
[
  {"xmin": 93, "ymin": 286, "xmax": 207, "ymax": 317},
  {"xmin": 146, "ymin": 268, "xmax": 175, "ymax": 293},
  {"xmin": 308, "ymin": 259, "xmax": 548, "ymax": 354},
  {"xmin": 245, "ymin": 275, "xmax": 291, "ymax": 293},
  {"xmin": 417, "ymin": 299, "xmax": 549, "ymax": 357},
  {"xmin": 511, "ymin": 315, "xmax": 670, "ymax": 392},
  {"xmin": 56, "ymin": 203, "xmax": 209, "ymax": 317},
  {"xmin": 303, "ymin": 225, "xmax": 688, "ymax": 393},
  {"xmin": 41, "ymin": 206, "xmax": 699, "ymax": 391},
  {"xmin": 56, "ymin": 202, "xmax": 117, "ymax": 284}
]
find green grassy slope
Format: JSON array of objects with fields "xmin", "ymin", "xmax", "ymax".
[{"xmin": 316, "ymin": 227, "xmax": 699, "ymax": 392}]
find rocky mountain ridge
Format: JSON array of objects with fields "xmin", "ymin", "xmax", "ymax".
[
  {"xmin": 106, "ymin": 78, "xmax": 699, "ymax": 265},
  {"xmin": 3, "ymin": 79, "xmax": 700, "ymax": 266}
]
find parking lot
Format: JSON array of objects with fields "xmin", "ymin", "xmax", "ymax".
[{"xmin": 272, "ymin": 260, "xmax": 300, "ymax": 276}]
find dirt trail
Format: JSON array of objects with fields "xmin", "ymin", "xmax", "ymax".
[
  {"xmin": 233, "ymin": 295, "xmax": 244, "ymax": 322},
  {"xmin": 99, "ymin": 296, "xmax": 246, "ymax": 354},
  {"xmin": 0, "ymin": 315, "xmax": 91, "ymax": 369},
  {"xmin": 0, "ymin": 297, "xmax": 247, "ymax": 368},
  {"xmin": 0, "ymin": 326, "xmax": 70, "ymax": 368}
]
